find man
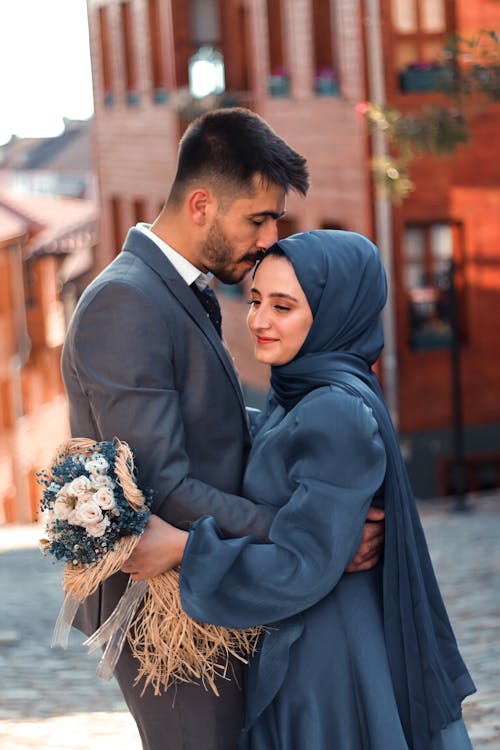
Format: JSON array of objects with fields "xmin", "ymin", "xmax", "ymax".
[{"xmin": 62, "ymin": 108, "xmax": 383, "ymax": 750}]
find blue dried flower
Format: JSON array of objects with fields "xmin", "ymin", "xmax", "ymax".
[{"xmin": 38, "ymin": 440, "xmax": 153, "ymax": 566}]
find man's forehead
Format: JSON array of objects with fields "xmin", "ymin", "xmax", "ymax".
[{"xmin": 238, "ymin": 177, "xmax": 286, "ymax": 211}]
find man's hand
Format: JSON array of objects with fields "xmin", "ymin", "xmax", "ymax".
[
  {"xmin": 121, "ymin": 514, "xmax": 188, "ymax": 581},
  {"xmin": 346, "ymin": 507, "xmax": 385, "ymax": 573}
]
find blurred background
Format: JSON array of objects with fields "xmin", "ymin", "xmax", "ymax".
[
  {"xmin": 1, "ymin": 0, "xmax": 500, "ymax": 525},
  {"xmin": 1, "ymin": 3, "xmax": 500, "ymax": 748}
]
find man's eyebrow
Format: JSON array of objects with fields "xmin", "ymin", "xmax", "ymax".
[{"xmin": 249, "ymin": 209, "xmax": 287, "ymax": 220}]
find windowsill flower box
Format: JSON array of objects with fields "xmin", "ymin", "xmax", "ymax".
[
  {"xmin": 399, "ymin": 63, "xmax": 451, "ymax": 93},
  {"xmin": 268, "ymin": 68, "xmax": 290, "ymax": 98},
  {"xmin": 314, "ymin": 68, "xmax": 340, "ymax": 96},
  {"xmin": 153, "ymin": 88, "xmax": 169, "ymax": 104}
]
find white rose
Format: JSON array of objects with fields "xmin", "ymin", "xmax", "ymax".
[
  {"xmin": 91, "ymin": 474, "xmax": 115, "ymax": 490},
  {"xmin": 56, "ymin": 482, "xmax": 72, "ymax": 499},
  {"xmin": 94, "ymin": 487, "xmax": 116, "ymax": 510},
  {"xmin": 53, "ymin": 498, "xmax": 72, "ymax": 521},
  {"xmin": 73, "ymin": 501, "xmax": 103, "ymax": 526},
  {"xmin": 67, "ymin": 509, "xmax": 82, "ymax": 526},
  {"xmin": 68, "ymin": 476, "xmax": 92, "ymax": 496},
  {"xmin": 86, "ymin": 516, "xmax": 110, "ymax": 537},
  {"xmin": 75, "ymin": 491, "xmax": 95, "ymax": 507},
  {"xmin": 85, "ymin": 456, "xmax": 110, "ymax": 475}
]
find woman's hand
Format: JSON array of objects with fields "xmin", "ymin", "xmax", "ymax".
[
  {"xmin": 345, "ymin": 507, "xmax": 385, "ymax": 573},
  {"xmin": 121, "ymin": 514, "xmax": 189, "ymax": 580}
]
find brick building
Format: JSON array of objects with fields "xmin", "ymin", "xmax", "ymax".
[
  {"xmin": 85, "ymin": 0, "xmax": 500, "ymax": 497},
  {"xmin": 0, "ymin": 193, "xmax": 97, "ymax": 523},
  {"xmin": 0, "ymin": 119, "xmax": 97, "ymax": 200}
]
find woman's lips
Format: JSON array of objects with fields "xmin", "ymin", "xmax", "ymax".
[{"xmin": 256, "ymin": 336, "xmax": 278, "ymax": 344}]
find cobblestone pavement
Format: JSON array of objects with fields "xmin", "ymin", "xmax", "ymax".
[{"xmin": 0, "ymin": 494, "xmax": 499, "ymax": 749}]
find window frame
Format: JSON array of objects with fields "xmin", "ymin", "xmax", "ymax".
[
  {"xmin": 388, "ymin": 0, "xmax": 455, "ymax": 94},
  {"xmin": 401, "ymin": 220, "xmax": 467, "ymax": 352}
]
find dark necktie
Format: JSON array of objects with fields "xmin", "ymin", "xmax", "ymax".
[{"xmin": 191, "ymin": 282, "xmax": 222, "ymax": 337}]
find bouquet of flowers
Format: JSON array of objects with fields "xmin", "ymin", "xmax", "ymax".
[{"xmin": 38, "ymin": 437, "xmax": 261, "ymax": 696}]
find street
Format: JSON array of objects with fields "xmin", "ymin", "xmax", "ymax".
[{"xmin": 1, "ymin": 494, "xmax": 499, "ymax": 749}]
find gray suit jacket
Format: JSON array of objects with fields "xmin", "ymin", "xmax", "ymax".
[{"xmin": 61, "ymin": 227, "xmax": 275, "ymax": 635}]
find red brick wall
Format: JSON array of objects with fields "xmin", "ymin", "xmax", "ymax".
[
  {"xmin": 455, "ymin": 0, "xmax": 500, "ymax": 30},
  {"xmin": 86, "ymin": 0, "xmax": 500, "ymax": 445},
  {"xmin": 392, "ymin": 115, "xmax": 500, "ymax": 433},
  {"xmin": 88, "ymin": 0, "xmax": 373, "ymax": 264}
]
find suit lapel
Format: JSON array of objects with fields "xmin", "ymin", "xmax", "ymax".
[{"xmin": 122, "ymin": 229, "xmax": 248, "ymax": 418}]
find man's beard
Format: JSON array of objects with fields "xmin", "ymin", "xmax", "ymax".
[{"xmin": 203, "ymin": 219, "xmax": 261, "ymax": 284}]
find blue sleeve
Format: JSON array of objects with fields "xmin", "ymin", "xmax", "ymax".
[{"xmin": 179, "ymin": 390, "xmax": 387, "ymax": 628}]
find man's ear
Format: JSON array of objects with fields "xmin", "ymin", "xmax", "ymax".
[{"xmin": 187, "ymin": 188, "xmax": 215, "ymax": 226}]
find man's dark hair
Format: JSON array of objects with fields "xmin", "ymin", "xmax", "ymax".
[{"xmin": 168, "ymin": 107, "xmax": 309, "ymax": 205}]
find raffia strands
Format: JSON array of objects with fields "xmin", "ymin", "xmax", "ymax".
[
  {"xmin": 49, "ymin": 437, "xmax": 262, "ymax": 696},
  {"xmin": 129, "ymin": 570, "xmax": 262, "ymax": 697},
  {"xmin": 114, "ymin": 441, "xmax": 148, "ymax": 512},
  {"xmin": 62, "ymin": 535, "xmax": 139, "ymax": 600}
]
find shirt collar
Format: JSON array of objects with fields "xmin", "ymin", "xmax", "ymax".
[{"xmin": 135, "ymin": 222, "xmax": 212, "ymax": 288}]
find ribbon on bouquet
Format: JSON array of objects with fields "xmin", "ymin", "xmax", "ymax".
[{"xmin": 84, "ymin": 578, "xmax": 148, "ymax": 680}]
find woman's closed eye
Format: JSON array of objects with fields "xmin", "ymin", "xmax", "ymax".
[{"xmin": 248, "ymin": 299, "xmax": 292, "ymax": 312}]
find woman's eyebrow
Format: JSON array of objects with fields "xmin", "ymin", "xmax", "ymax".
[{"xmin": 250, "ymin": 288, "xmax": 299, "ymax": 302}]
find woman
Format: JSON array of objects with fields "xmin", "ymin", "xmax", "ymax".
[{"xmin": 145, "ymin": 230, "xmax": 475, "ymax": 748}]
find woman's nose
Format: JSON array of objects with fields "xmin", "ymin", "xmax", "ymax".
[{"xmin": 249, "ymin": 305, "xmax": 271, "ymax": 330}]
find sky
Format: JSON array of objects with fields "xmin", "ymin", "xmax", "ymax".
[{"xmin": 0, "ymin": 0, "xmax": 94, "ymax": 145}]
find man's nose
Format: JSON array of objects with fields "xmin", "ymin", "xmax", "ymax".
[{"xmin": 257, "ymin": 221, "xmax": 279, "ymax": 249}]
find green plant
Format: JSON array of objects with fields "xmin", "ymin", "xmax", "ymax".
[{"xmin": 359, "ymin": 30, "xmax": 499, "ymax": 203}]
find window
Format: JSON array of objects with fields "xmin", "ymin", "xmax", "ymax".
[
  {"xmin": 266, "ymin": 0, "xmax": 288, "ymax": 97},
  {"xmin": 188, "ymin": 0, "xmax": 224, "ymax": 98},
  {"xmin": 191, "ymin": 0, "xmax": 220, "ymax": 46},
  {"xmin": 402, "ymin": 222, "xmax": 465, "ymax": 350},
  {"xmin": 171, "ymin": 0, "xmax": 192, "ymax": 88},
  {"xmin": 98, "ymin": 6, "xmax": 114, "ymax": 105},
  {"xmin": 391, "ymin": 0, "xmax": 451, "ymax": 93},
  {"xmin": 312, "ymin": 0, "xmax": 339, "ymax": 96},
  {"xmin": 120, "ymin": 1, "xmax": 139, "ymax": 104},
  {"xmin": 148, "ymin": 0, "xmax": 169, "ymax": 102},
  {"xmin": 219, "ymin": 1, "xmax": 251, "ymax": 94},
  {"xmin": 171, "ymin": 0, "xmax": 224, "ymax": 92}
]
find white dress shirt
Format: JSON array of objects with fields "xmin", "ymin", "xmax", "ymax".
[{"xmin": 135, "ymin": 222, "xmax": 212, "ymax": 289}]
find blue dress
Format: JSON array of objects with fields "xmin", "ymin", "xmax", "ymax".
[{"xmin": 179, "ymin": 387, "xmax": 473, "ymax": 749}]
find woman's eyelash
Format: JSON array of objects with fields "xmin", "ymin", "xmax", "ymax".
[{"xmin": 247, "ymin": 300, "xmax": 292, "ymax": 311}]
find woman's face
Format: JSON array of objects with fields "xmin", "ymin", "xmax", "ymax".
[{"xmin": 247, "ymin": 255, "xmax": 313, "ymax": 366}]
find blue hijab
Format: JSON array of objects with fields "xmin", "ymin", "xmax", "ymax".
[{"xmin": 265, "ymin": 230, "xmax": 475, "ymax": 750}]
